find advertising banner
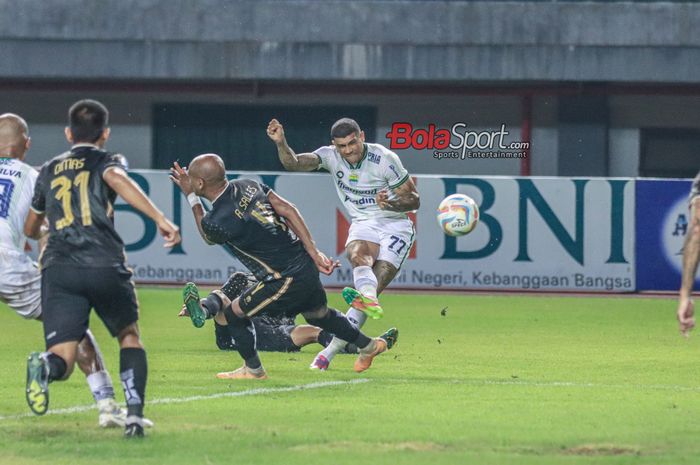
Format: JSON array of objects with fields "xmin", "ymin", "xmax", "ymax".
[
  {"xmin": 635, "ymin": 179, "xmax": 698, "ymax": 291},
  {"xmin": 116, "ymin": 171, "xmax": 635, "ymax": 292}
]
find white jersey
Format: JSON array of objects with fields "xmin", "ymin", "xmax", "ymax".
[
  {"xmin": 0, "ymin": 157, "xmax": 38, "ymax": 253},
  {"xmin": 313, "ymin": 142, "xmax": 410, "ymax": 221}
]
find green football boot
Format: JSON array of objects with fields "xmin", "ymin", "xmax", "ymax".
[
  {"xmin": 183, "ymin": 282, "xmax": 206, "ymax": 328},
  {"xmin": 379, "ymin": 327, "xmax": 399, "ymax": 350},
  {"xmin": 26, "ymin": 352, "xmax": 49, "ymax": 415},
  {"xmin": 341, "ymin": 287, "xmax": 384, "ymax": 320}
]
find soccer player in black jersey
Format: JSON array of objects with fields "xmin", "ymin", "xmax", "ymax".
[
  {"xmin": 171, "ymin": 154, "xmax": 397, "ymax": 379},
  {"xmin": 23, "ymin": 100, "xmax": 180, "ymax": 438},
  {"xmin": 178, "ymin": 272, "xmax": 359, "ymax": 354}
]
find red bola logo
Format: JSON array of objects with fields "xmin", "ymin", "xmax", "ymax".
[
  {"xmin": 385, "ymin": 123, "xmax": 452, "ymax": 150},
  {"xmin": 384, "ymin": 122, "xmax": 529, "ymax": 161}
]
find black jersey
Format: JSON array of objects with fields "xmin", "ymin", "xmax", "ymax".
[
  {"xmin": 201, "ymin": 179, "xmax": 312, "ymax": 282},
  {"xmin": 31, "ymin": 145, "xmax": 128, "ymax": 269}
]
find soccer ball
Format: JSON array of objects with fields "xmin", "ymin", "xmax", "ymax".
[{"xmin": 437, "ymin": 194, "xmax": 479, "ymax": 236}]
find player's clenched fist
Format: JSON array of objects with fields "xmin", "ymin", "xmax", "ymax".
[{"xmin": 267, "ymin": 119, "xmax": 286, "ymax": 144}]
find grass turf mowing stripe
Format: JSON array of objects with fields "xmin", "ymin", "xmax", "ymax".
[{"xmin": 0, "ymin": 378, "xmax": 370, "ymax": 422}]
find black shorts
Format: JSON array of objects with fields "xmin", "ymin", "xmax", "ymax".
[
  {"xmin": 215, "ymin": 320, "xmax": 300, "ymax": 353},
  {"xmin": 238, "ymin": 262, "xmax": 327, "ymax": 318},
  {"xmin": 41, "ymin": 264, "xmax": 139, "ymax": 348}
]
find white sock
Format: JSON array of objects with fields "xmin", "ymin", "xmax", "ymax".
[
  {"xmin": 318, "ymin": 336, "xmax": 349, "ymax": 362},
  {"xmin": 353, "ymin": 265, "xmax": 378, "ymax": 299},
  {"xmin": 346, "ymin": 307, "xmax": 368, "ymax": 329},
  {"xmin": 317, "ymin": 306, "xmax": 368, "ymax": 362},
  {"xmin": 86, "ymin": 370, "xmax": 116, "ymax": 403}
]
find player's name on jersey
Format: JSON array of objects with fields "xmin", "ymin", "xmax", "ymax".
[
  {"xmin": 54, "ymin": 158, "xmax": 85, "ymax": 175},
  {"xmin": 0, "ymin": 167, "xmax": 23, "ymax": 178},
  {"xmin": 235, "ymin": 184, "xmax": 259, "ymax": 219}
]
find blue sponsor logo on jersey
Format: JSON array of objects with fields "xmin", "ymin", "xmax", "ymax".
[
  {"xmin": 367, "ymin": 152, "xmax": 381, "ymax": 164},
  {"xmin": 389, "ymin": 165, "xmax": 400, "ymax": 178},
  {"xmin": 343, "ymin": 194, "xmax": 376, "ymax": 207}
]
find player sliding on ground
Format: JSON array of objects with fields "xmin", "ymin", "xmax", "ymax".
[
  {"xmin": 179, "ymin": 272, "xmax": 361, "ymax": 354},
  {"xmin": 267, "ymin": 117, "xmax": 419, "ymax": 370},
  {"xmin": 171, "ymin": 154, "xmax": 397, "ymax": 378}
]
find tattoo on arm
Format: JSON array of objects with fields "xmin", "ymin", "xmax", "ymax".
[
  {"xmin": 276, "ymin": 144, "xmax": 319, "ymax": 172},
  {"xmin": 383, "ymin": 179, "xmax": 420, "ymax": 212}
]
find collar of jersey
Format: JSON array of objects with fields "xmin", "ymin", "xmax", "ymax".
[
  {"xmin": 342, "ymin": 144, "xmax": 367, "ymax": 170},
  {"xmin": 71, "ymin": 143, "xmax": 100, "ymax": 150},
  {"xmin": 212, "ymin": 183, "xmax": 230, "ymax": 204}
]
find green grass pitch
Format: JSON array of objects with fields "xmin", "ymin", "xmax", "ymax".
[{"xmin": 1, "ymin": 289, "xmax": 699, "ymax": 464}]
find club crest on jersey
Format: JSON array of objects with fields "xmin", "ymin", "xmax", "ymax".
[{"xmin": 349, "ymin": 172, "xmax": 359, "ymax": 184}]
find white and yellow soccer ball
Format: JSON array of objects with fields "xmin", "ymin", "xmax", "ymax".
[{"xmin": 436, "ymin": 194, "xmax": 479, "ymax": 236}]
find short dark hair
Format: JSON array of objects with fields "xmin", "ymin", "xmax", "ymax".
[
  {"xmin": 331, "ymin": 118, "xmax": 361, "ymax": 139},
  {"xmin": 68, "ymin": 99, "xmax": 109, "ymax": 143}
]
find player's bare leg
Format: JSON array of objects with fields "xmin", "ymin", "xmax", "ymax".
[
  {"xmin": 290, "ymin": 325, "xmax": 322, "ymax": 347},
  {"xmin": 311, "ymin": 256, "xmax": 398, "ymax": 370},
  {"xmin": 343, "ymin": 240, "xmax": 383, "ymax": 318}
]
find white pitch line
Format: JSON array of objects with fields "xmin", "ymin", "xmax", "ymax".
[
  {"xmin": 0, "ymin": 378, "xmax": 370, "ymax": 422},
  {"xmin": 385, "ymin": 377, "xmax": 700, "ymax": 393},
  {"xmin": 480, "ymin": 379, "xmax": 700, "ymax": 392}
]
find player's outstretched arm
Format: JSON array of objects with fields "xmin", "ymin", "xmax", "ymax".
[
  {"xmin": 678, "ymin": 197, "xmax": 700, "ymax": 337},
  {"xmin": 376, "ymin": 178, "xmax": 420, "ymax": 212},
  {"xmin": 267, "ymin": 190, "xmax": 340, "ymax": 275},
  {"xmin": 103, "ymin": 167, "xmax": 181, "ymax": 248},
  {"xmin": 266, "ymin": 119, "xmax": 320, "ymax": 172}
]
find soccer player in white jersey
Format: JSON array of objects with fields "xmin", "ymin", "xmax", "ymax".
[
  {"xmin": 0, "ymin": 113, "xmax": 149, "ymax": 427},
  {"xmin": 267, "ymin": 117, "xmax": 419, "ymax": 370}
]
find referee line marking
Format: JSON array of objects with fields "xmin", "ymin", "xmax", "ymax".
[{"xmin": 0, "ymin": 378, "xmax": 370, "ymax": 422}]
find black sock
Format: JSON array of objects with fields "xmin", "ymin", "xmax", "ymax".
[
  {"xmin": 214, "ymin": 321, "xmax": 237, "ymax": 351},
  {"xmin": 202, "ymin": 293, "xmax": 223, "ymax": 319},
  {"xmin": 46, "ymin": 353, "xmax": 67, "ymax": 382},
  {"xmin": 307, "ymin": 308, "xmax": 371, "ymax": 349},
  {"xmin": 120, "ymin": 348, "xmax": 147, "ymax": 418},
  {"xmin": 317, "ymin": 329, "xmax": 334, "ymax": 348},
  {"xmin": 344, "ymin": 343, "xmax": 360, "ymax": 354},
  {"xmin": 223, "ymin": 306, "xmax": 261, "ymax": 369}
]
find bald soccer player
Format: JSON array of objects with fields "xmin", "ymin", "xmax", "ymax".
[{"xmin": 171, "ymin": 154, "xmax": 398, "ymax": 379}]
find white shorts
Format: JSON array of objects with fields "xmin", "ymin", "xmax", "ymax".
[
  {"xmin": 345, "ymin": 217, "xmax": 415, "ymax": 270},
  {"xmin": 0, "ymin": 248, "xmax": 42, "ymax": 319}
]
